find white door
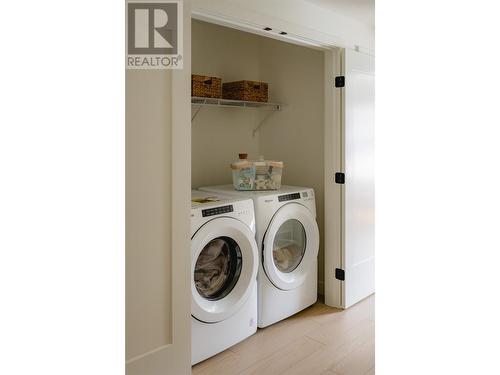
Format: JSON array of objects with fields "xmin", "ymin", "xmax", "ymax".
[
  {"xmin": 325, "ymin": 48, "xmax": 375, "ymax": 309},
  {"xmin": 262, "ymin": 203, "xmax": 319, "ymax": 290},
  {"xmin": 343, "ymin": 48, "xmax": 375, "ymax": 308},
  {"xmin": 191, "ymin": 218, "xmax": 258, "ymax": 323}
]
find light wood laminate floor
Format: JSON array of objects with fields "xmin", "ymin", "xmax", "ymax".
[{"xmin": 192, "ymin": 294, "xmax": 375, "ymax": 375}]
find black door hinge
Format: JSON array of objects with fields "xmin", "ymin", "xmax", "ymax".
[
  {"xmin": 335, "ymin": 76, "xmax": 345, "ymax": 87},
  {"xmin": 335, "ymin": 268, "xmax": 345, "ymax": 281},
  {"xmin": 335, "ymin": 172, "xmax": 345, "ymax": 184}
]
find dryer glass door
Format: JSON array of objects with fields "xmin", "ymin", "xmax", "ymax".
[
  {"xmin": 262, "ymin": 203, "xmax": 319, "ymax": 291},
  {"xmin": 272, "ymin": 219, "xmax": 306, "ymax": 273}
]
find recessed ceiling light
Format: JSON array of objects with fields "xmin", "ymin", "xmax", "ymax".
[
  {"xmin": 279, "ymin": 31, "xmax": 287, "ymax": 35},
  {"xmin": 263, "ymin": 27, "xmax": 272, "ymax": 31}
]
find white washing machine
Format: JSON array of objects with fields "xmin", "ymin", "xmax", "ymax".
[
  {"xmin": 191, "ymin": 191, "xmax": 258, "ymax": 364},
  {"xmin": 199, "ymin": 185, "xmax": 319, "ymax": 328}
]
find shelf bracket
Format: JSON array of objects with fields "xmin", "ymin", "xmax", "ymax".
[
  {"xmin": 252, "ymin": 110, "xmax": 277, "ymax": 137},
  {"xmin": 191, "ymin": 104, "xmax": 203, "ymax": 122}
]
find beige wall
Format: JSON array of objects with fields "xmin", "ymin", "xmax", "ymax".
[
  {"xmin": 191, "ymin": 20, "xmax": 262, "ymax": 188},
  {"xmin": 191, "ymin": 20, "xmax": 326, "ymax": 293},
  {"xmin": 126, "ymin": 70, "xmax": 172, "ymax": 360},
  {"xmin": 258, "ymin": 37, "xmax": 325, "ymax": 293}
]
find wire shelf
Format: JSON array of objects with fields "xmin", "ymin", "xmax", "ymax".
[
  {"xmin": 191, "ymin": 97, "xmax": 283, "ymax": 135},
  {"xmin": 191, "ymin": 97, "xmax": 281, "ymax": 111}
]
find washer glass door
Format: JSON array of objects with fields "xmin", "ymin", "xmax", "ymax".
[
  {"xmin": 194, "ymin": 236, "xmax": 242, "ymax": 301},
  {"xmin": 191, "ymin": 217, "xmax": 258, "ymax": 323}
]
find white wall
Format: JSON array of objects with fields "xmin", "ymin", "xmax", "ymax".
[
  {"xmin": 126, "ymin": 70, "xmax": 173, "ymax": 360},
  {"xmin": 191, "ymin": 20, "xmax": 326, "ymax": 293},
  {"xmin": 126, "ymin": 6, "xmax": 192, "ymax": 374}
]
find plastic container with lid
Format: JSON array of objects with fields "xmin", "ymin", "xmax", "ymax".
[
  {"xmin": 253, "ymin": 156, "xmax": 283, "ymax": 190},
  {"xmin": 230, "ymin": 154, "xmax": 283, "ymax": 190},
  {"xmin": 231, "ymin": 153, "xmax": 255, "ymax": 190}
]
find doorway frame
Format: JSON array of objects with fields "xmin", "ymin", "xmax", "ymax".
[{"xmin": 175, "ymin": 9, "xmax": 346, "ymax": 310}]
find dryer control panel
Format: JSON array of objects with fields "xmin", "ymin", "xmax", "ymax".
[{"xmin": 278, "ymin": 193, "xmax": 301, "ymax": 202}]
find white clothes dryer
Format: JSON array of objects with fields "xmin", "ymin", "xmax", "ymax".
[
  {"xmin": 191, "ymin": 191, "xmax": 258, "ymax": 364},
  {"xmin": 199, "ymin": 186, "xmax": 319, "ymax": 328}
]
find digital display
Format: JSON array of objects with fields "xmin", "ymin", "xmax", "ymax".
[
  {"xmin": 278, "ymin": 193, "xmax": 301, "ymax": 202},
  {"xmin": 202, "ymin": 205, "xmax": 234, "ymax": 217}
]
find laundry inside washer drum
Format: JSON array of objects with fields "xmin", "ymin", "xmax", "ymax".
[{"xmin": 194, "ymin": 237, "xmax": 243, "ymax": 300}]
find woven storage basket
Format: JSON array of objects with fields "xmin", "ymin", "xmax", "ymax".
[
  {"xmin": 191, "ymin": 75, "xmax": 222, "ymax": 98},
  {"xmin": 222, "ymin": 80, "xmax": 268, "ymax": 102}
]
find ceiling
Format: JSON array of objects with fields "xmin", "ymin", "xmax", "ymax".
[{"xmin": 303, "ymin": 0, "xmax": 374, "ymax": 29}]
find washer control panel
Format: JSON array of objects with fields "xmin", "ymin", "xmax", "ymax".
[{"xmin": 202, "ymin": 205, "xmax": 234, "ymax": 217}]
